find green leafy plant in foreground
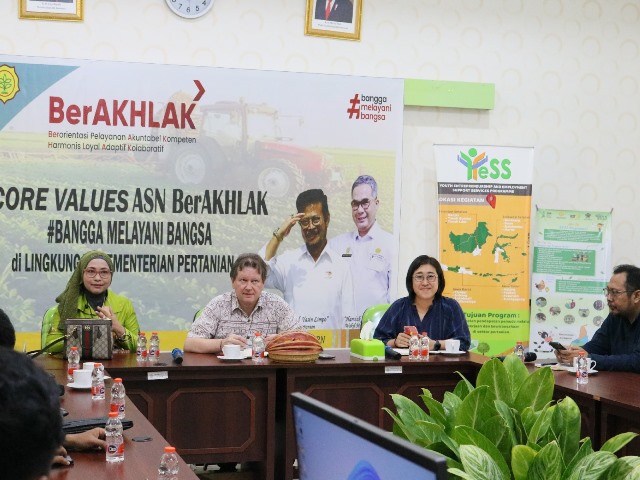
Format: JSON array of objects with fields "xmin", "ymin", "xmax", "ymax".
[{"xmin": 385, "ymin": 356, "xmax": 640, "ymax": 479}]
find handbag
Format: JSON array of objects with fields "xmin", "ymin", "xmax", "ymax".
[{"xmin": 64, "ymin": 318, "xmax": 113, "ymax": 360}]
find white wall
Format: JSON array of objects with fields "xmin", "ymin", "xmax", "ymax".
[{"xmin": 3, "ymin": 0, "xmax": 640, "ymax": 294}]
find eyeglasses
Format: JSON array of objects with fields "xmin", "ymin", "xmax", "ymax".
[
  {"xmin": 84, "ymin": 269, "xmax": 112, "ymax": 279},
  {"xmin": 351, "ymin": 198, "xmax": 375, "ymax": 211},
  {"xmin": 413, "ymin": 273, "xmax": 438, "ymax": 283},
  {"xmin": 299, "ymin": 216, "xmax": 322, "ymax": 228},
  {"xmin": 603, "ymin": 288, "xmax": 633, "ymax": 297}
]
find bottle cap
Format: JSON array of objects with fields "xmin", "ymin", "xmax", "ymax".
[
  {"xmin": 114, "ymin": 378, "xmax": 122, "ymax": 383},
  {"xmin": 70, "ymin": 346, "xmax": 78, "ymax": 351},
  {"xmin": 108, "ymin": 412, "xmax": 118, "ymax": 418},
  {"xmin": 164, "ymin": 446, "xmax": 176, "ymax": 453},
  {"xmin": 255, "ymin": 331, "xmax": 262, "ymax": 336},
  {"xmin": 152, "ymin": 332, "xmax": 158, "ymax": 335}
]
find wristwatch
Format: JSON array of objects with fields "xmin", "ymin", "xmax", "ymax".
[
  {"xmin": 273, "ymin": 228, "xmax": 284, "ymax": 242},
  {"xmin": 433, "ymin": 340, "xmax": 441, "ymax": 351}
]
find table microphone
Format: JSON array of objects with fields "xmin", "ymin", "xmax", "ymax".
[
  {"xmin": 493, "ymin": 352, "xmax": 537, "ymax": 363},
  {"xmin": 171, "ymin": 348, "xmax": 184, "ymax": 364},
  {"xmin": 385, "ymin": 346, "xmax": 402, "ymax": 360}
]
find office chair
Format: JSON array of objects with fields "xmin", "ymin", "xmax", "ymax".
[
  {"xmin": 360, "ymin": 303, "xmax": 390, "ymax": 332},
  {"xmin": 41, "ymin": 305, "xmax": 58, "ymax": 348}
]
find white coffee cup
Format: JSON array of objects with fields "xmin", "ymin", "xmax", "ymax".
[
  {"xmin": 83, "ymin": 361, "xmax": 95, "ymax": 372},
  {"xmin": 573, "ymin": 356, "xmax": 597, "ymax": 371},
  {"xmin": 446, "ymin": 339, "xmax": 461, "ymax": 352},
  {"xmin": 72, "ymin": 369, "xmax": 92, "ymax": 387},
  {"xmin": 222, "ymin": 344, "xmax": 242, "ymax": 359}
]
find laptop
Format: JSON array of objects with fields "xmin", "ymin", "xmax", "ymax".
[{"xmin": 291, "ymin": 392, "xmax": 448, "ymax": 479}]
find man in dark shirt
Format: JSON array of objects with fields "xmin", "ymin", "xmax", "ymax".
[{"xmin": 555, "ymin": 264, "xmax": 640, "ymax": 372}]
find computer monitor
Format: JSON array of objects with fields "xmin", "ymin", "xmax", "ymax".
[{"xmin": 291, "ymin": 392, "xmax": 448, "ymax": 479}]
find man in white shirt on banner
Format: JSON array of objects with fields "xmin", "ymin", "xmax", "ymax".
[
  {"xmin": 330, "ymin": 175, "xmax": 395, "ymax": 319},
  {"xmin": 261, "ymin": 188, "xmax": 355, "ymax": 335}
]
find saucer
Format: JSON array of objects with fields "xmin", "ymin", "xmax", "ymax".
[
  {"xmin": 67, "ymin": 382, "xmax": 91, "ymax": 390},
  {"xmin": 441, "ymin": 350, "xmax": 466, "ymax": 355},
  {"xmin": 567, "ymin": 368, "xmax": 598, "ymax": 375},
  {"xmin": 218, "ymin": 356, "xmax": 244, "ymax": 361}
]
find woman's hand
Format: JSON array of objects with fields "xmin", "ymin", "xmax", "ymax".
[{"xmin": 96, "ymin": 305, "xmax": 125, "ymax": 338}]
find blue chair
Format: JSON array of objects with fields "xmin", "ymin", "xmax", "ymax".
[{"xmin": 360, "ymin": 303, "xmax": 390, "ymax": 332}]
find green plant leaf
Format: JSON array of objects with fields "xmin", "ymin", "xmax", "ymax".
[
  {"xmin": 447, "ymin": 467, "xmax": 475, "ymax": 479},
  {"xmin": 420, "ymin": 391, "xmax": 447, "ymax": 427},
  {"xmin": 512, "ymin": 444, "xmax": 537, "ymax": 480},
  {"xmin": 504, "ymin": 354, "xmax": 530, "ymax": 403},
  {"xmin": 482, "ymin": 415, "xmax": 513, "ymax": 464},
  {"xmin": 453, "ymin": 425, "xmax": 511, "ymax": 480},
  {"xmin": 456, "ymin": 444, "xmax": 509, "ymax": 480},
  {"xmin": 495, "ymin": 399, "xmax": 521, "ymax": 446},
  {"xmin": 513, "ymin": 366, "xmax": 554, "ymax": 413},
  {"xmin": 606, "ymin": 457, "xmax": 640, "ymax": 479},
  {"xmin": 428, "ymin": 441, "xmax": 461, "ymax": 467},
  {"xmin": 526, "ymin": 403, "xmax": 554, "ymax": 447},
  {"xmin": 477, "ymin": 358, "xmax": 512, "ymax": 406},
  {"xmin": 414, "ymin": 419, "xmax": 447, "ymax": 447},
  {"xmin": 564, "ymin": 451, "xmax": 617, "ymax": 480},
  {"xmin": 562, "ymin": 438, "xmax": 594, "ymax": 477},
  {"xmin": 443, "ymin": 391, "xmax": 463, "ymax": 433},
  {"xmin": 383, "ymin": 407, "xmax": 437, "ymax": 446},
  {"xmin": 455, "ymin": 385, "xmax": 497, "ymax": 430},
  {"xmin": 453, "ymin": 375, "xmax": 474, "ymax": 400},
  {"xmin": 552, "ymin": 397, "xmax": 581, "ymax": 465},
  {"xmin": 526, "ymin": 440, "xmax": 563, "ymax": 480},
  {"xmin": 601, "ymin": 432, "xmax": 639, "ymax": 454}
]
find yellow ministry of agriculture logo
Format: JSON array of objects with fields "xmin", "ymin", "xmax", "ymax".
[{"xmin": 0, "ymin": 65, "xmax": 20, "ymax": 104}]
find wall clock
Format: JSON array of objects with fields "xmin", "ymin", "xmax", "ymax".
[{"xmin": 165, "ymin": 0, "xmax": 215, "ymax": 19}]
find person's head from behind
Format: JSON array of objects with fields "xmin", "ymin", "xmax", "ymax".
[
  {"xmin": 0, "ymin": 308, "xmax": 16, "ymax": 349},
  {"xmin": 296, "ymin": 189, "xmax": 330, "ymax": 250},
  {"xmin": 0, "ymin": 348, "xmax": 63, "ymax": 480},
  {"xmin": 405, "ymin": 255, "xmax": 445, "ymax": 303},
  {"xmin": 230, "ymin": 253, "xmax": 268, "ymax": 310},
  {"xmin": 350, "ymin": 175, "xmax": 380, "ymax": 236}
]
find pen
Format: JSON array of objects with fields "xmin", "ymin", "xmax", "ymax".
[{"xmin": 539, "ymin": 361, "xmax": 557, "ymax": 366}]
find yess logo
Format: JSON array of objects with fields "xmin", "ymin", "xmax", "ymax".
[{"xmin": 457, "ymin": 147, "xmax": 511, "ymax": 181}]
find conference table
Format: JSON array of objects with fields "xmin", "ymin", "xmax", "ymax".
[
  {"xmin": 38, "ymin": 350, "xmax": 640, "ymax": 480},
  {"xmin": 44, "ymin": 367, "xmax": 198, "ymax": 480}
]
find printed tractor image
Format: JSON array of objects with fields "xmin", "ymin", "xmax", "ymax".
[{"xmin": 143, "ymin": 99, "xmax": 339, "ymax": 198}]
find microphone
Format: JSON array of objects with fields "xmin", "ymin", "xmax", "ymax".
[
  {"xmin": 385, "ymin": 346, "xmax": 402, "ymax": 360},
  {"xmin": 494, "ymin": 352, "xmax": 537, "ymax": 362},
  {"xmin": 171, "ymin": 348, "xmax": 184, "ymax": 364}
]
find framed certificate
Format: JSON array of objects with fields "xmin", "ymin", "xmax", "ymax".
[{"xmin": 19, "ymin": 0, "xmax": 84, "ymax": 22}]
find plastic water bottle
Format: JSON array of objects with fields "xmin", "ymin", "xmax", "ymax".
[
  {"xmin": 252, "ymin": 331, "xmax": 265, "ymax": 363},
  {"xmin": 105, "ymin": 411, "xmax": 124, "ymax": 463},
  {"xmin": 67, "ymin": 346, "xmax": 80, "ymax": 382},
  {"xmin": 110, "ymin": 378, "xmax": 126, "ymax": 419},
  {"xmin": 576, "ymin": 351, "xmax": 589, "ymax": 385},
  {"xmin": 157, "ymin": 445, "xmax": 180, "ymax": 479},
  {"xmin": 420, "ymin": 332, "xmax": 430, "ymax": 361},
  {"xmin": 409, "ymin": 331, "xmax": 420, "ymax": 360},
  {"xmin": 514, "ymin": 341, "xmax": 525, "ymax": 362},
  {"xmin": 149, "ymin": 332, "xmax": 160, "ymax": 361},
  {"xmin": 136, "ymin": 332, "xmax": 148, "ymax": 361},
  {"xmin": 91, "ymin": 363, "xmax": 105, "ymax": 400}
]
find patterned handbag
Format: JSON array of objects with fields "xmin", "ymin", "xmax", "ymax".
[{"xmin": 64, "ymin": 319, "xmax": 113, "ymax": 360}]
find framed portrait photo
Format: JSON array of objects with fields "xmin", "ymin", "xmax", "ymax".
[
  {"xmin": 19, "ymin": 0, "xmax": 84, "ymax": 22},
  {"xmin": 305, "ymin": 0, "xmax": 362, "ymax": 41}
]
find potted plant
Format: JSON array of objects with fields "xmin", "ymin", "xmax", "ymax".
[{"xmin": 385, "ymin": 356, "xmax": 640, "ymax": 479}]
